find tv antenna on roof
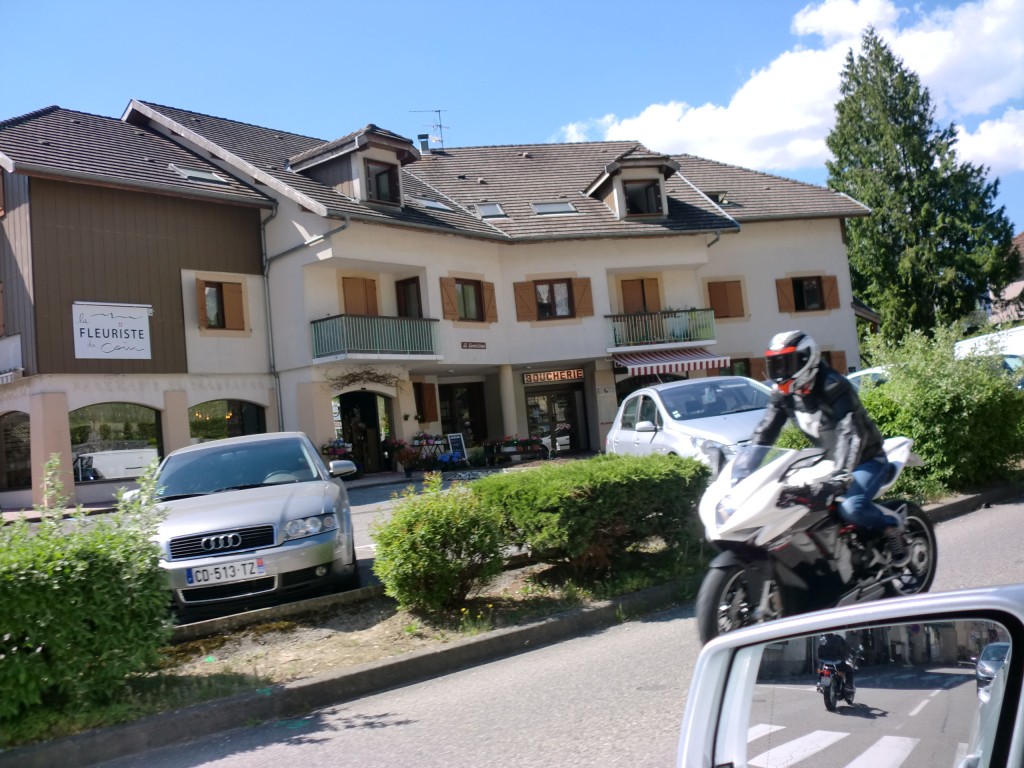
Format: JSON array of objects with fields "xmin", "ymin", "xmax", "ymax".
[{"xmin": 411, "ymin": 109, "xmax": 449, "ymax": 149}]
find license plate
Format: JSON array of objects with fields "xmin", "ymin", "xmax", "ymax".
[{"xmin": 186, "ymin": 558, "xmax": 266, "ymax": 586}]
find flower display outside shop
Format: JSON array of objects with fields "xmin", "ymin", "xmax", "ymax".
[
  {"xmin": 321, "ymin": 438, "xmax": 353, "ymax": 457},
  {"xmin": 412, "ymin": 431, "xmax": 443, "ymax": 445}
]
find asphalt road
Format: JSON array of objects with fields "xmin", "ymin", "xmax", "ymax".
[{"xmin": 95, "ymin": 493, "xmax": 1024, "ymax": 768}]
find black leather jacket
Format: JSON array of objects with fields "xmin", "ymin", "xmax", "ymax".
[{"xmin": 750, "ymin": 363, "xmax": 885, "ymax": 474}]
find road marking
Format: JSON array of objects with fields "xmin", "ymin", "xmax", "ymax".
[
  {"xmin": 748, "ymin": 723, "xmax": 785, "ymax": 742},
  {"xmin": 842, "ymin": 735, "xmax": 919, "ymax": 767},
  {"xmin": 909, "ymin": 699, "xmax": 930, "ymax": 716},
  {"xmin": 955, "ymin": 742, "xmax": 969, "ymax": 766},
  {"xmin": 749, "ymin": 730, "xmax": 847, "ymax": 767}
]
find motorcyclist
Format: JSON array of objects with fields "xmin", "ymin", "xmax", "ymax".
[
  {"xmin": 817, "ymin": 632, "xmax": 856, "ymax": 693},
  {"xmin": 750, "ymin": 330, "xmax": 909, "ymax": 566}
]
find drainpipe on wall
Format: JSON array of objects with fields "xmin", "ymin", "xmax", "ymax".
[
  {"xmin": 262, "ymin": 215, "xmax": 351, "ymax": 431},
  {"xmin": 706, "ymin": 230, "xmax": 721, "ymax": 248}
]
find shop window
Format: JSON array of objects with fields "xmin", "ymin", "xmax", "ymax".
[
  {"xmin": 708, "ymin": 280, "xmax": 744, "ymax": 319},
  {"xmin": 190, "ymin": 400, "xmax": 266, "ymax": 443},
  {"xmin": 196, "ymin": 277, "xmax": 245, "ymax": 330},
  {"xmin": 69, "ymin": 403, "xmax": 162, "ymax": 483},
  {"xmin": 718, "ymin": 358, "xmax": 750, "ymax": 378},
  {"xmin": 0, "ymin": 411, "xmax": 30, "ymax": 490},
  {"xmin": 624, "ymin": 179, "xmax": 663, "ymax": 216}
]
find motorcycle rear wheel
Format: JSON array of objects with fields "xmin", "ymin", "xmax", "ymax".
[
  {"xmin": 696, "ymin": 564, "xmax": 784, "ymax": 644},
  {"xmin": 824, "ymin": 676, "xmax": 839, "ymax": 712},
  {"xmin": 880, "ymin": 501, "xmax": 937, "ymax": 596}
]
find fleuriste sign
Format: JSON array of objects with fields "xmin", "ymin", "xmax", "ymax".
[{"xmin": 73, "ymin": 301, "xmax": 153, "ymax": 360}]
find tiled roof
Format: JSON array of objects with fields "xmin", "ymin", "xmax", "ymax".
[
  {"xmin": 0, "ymin": 106, "xmax": 272, "ymax": 207},
  {"xmin": 406, "ymin": 143, "xmax": 736, "ymax": 240},
  {"xmin": 672, "ymin": 154, "xmax": 870, "ymax": 221}
]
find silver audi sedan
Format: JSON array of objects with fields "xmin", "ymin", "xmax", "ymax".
[{"xmin": 152, "ymin": 432, "xmax": 359, "ymax": 616}]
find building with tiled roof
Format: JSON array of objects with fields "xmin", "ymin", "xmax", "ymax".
[{"xmin": 0, "ymin": 99, "xmax": 869, "ymax": 509}]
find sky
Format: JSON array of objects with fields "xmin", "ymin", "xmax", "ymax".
[{"xmin": 3, "ymin": 0, "xmax": 1023, "ymax": 233}]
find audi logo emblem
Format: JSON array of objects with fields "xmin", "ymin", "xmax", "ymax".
[{"xmin": 201, "ymin": 533, "xmax": 242, "ymax": 551}]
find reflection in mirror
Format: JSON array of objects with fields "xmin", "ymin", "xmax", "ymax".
[{"xmin": 740, "ymin": 620, "xmax": 1010, "ymax": 768}]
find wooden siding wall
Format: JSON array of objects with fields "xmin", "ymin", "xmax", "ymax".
[
  {"xmin": 0, "ymin": 170, "xmax": 38, "ymax": 376},
  {"xmin": 304, "ymin": 160, "xmax": 355, "ymax": 198},
  {"xmin": 30, "ymin": 179, "xmax": 263, "ymax": 375}
]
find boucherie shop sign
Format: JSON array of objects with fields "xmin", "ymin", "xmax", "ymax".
[{"xmin": 73, "ymin": 301, "xmax": 153, "ymax": 360}]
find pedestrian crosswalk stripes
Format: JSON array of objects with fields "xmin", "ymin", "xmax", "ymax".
[{"xmin": 746, "ymin": 723, "xmax": 967, "ymax": 767}]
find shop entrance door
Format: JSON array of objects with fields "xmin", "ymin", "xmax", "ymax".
[{"xmin": 525, "ymin": 388, "xmax": 587, "ymax": 455}]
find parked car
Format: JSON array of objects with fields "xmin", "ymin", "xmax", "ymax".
[
  {"xmin": 151, "ymin": 432, "xmax": 359, "ymax": 616},
  {"xmin": 678, "ymin": 585, "xmax": 1021, "ymax": 767},
  {"xmin": 537, "ymin": 423, "xmax": 572, "ymax": 454},
  {"xmin": 977, "ymin": 641, "xmax": 1011, "ymax": 690},
  {"xmin": 846, "ymin": 365, "xmax": 889, "ymax": 391},
  {"xmin": 605, "ymin": 376, "xmax": 772, "ymax": 462}
]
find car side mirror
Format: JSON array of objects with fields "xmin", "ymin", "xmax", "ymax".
[
  {"xmin": 328, "ymin": 459, "xmax": 358, "ymax": 478},
  {"xmin": 635, "ymin": 420, "xmax": 658, "ymax": 433},
  {"xmin": 678, "ymin": 587, "xmax": 1024, "ymax": 767}
]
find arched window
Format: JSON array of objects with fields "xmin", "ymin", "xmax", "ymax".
[
  {"xmin": 189, "ymin": 400, "xmax": 265, "ymax": 443},
  {"xmin": 69, "ymin": 403, "xmax": 162, "ymax": 483},
  {"xmin": 0, "ymin": 411, "xmax": 31, "ymax": 490}
]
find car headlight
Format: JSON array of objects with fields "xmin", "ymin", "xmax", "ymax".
[
  {"xmin": 690, "ymin": 437, "xmax": 735, "ymax": 457},
  {"xmin": 283, "ymin": 514, "xmax": 338, "ymax": 541}
]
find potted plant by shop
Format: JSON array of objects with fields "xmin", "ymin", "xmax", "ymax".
[{"xmin": 396, "ymin": 447, "xmax": 420, "ymax": 478}]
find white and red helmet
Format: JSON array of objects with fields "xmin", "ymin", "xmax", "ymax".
[{"xmin": 765, "ymin": 330, "xmax": 820, "ymax": 394}]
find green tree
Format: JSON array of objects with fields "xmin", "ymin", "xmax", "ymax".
[{"xmin": 826, "ymin": 28, "xmax": 1018, "ymax": 341}]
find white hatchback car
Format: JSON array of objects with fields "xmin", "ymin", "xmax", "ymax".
[
  {"xmin": 152, "ymin": 432, "xmax": 359, "ymax": 616},
  {"xmin": 605, "ymin": 376, "xmax": 772, "ymax": 461}
]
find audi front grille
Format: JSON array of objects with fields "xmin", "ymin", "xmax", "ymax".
[{"xmin": 168, "ymin": 525, "xmax": 275, "ymax": 560}]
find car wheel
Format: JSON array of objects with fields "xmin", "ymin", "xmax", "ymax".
[{"xmin": 334, "ymin": 538, "xmax": 361, "ymax": 591}]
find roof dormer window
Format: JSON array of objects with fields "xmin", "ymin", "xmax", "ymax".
[
  {"xmin": 366, "ymin": 160, "xmax": 400, "ymax": 204},
  {"xmin": 476, "ymin": 202, "xmax": 507, "ymax": 218},
  {"xmin": 623, "ymin": 179, "xmax": 663, "ymax": 216}
]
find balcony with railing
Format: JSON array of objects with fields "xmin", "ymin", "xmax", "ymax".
[
  {"xmin": 311, "ymin": 315, "xmax": 441, "ymax": 360},
  {"xmin": 605, "ymin": 308, "xmax": 717, "ymax": 352}
]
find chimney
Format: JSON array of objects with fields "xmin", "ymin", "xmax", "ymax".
[{"xmin": 417, "ymin": 134, "xmax": 431, "ymax": 154}]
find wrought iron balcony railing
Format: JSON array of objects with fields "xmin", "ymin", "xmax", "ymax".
[
  {"xmin": 311, "ymin": 315, "xmax": 440, "ymax": 359},
  {"xmin": 605, "ymin": 308, "xmax": 716, "ymax": 348}
]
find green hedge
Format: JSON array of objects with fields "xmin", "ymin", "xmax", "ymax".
[
  {"xmin": 0, "ymin": 461, "xmax": 170, "ymax": 723},
  {"xmin": 472, "ymin": 453, "xmax": 709, "ymax": 572}
]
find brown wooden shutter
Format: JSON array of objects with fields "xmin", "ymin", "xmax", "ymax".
[
  {"xmin": 482, "ymin": 282, "xmax": 498, "ymax": 323},
  {"xmin": 726, "ymin": 281, "xmax": 743, "ymax": 317},
  {"xmin": 775, "ymin": 278, "xmax": 795, "ymax": 313},
  {"xmin": 822, "ymin": 275, "xmax": 840, "ymax": 310},
  {"xmin": 642, "ymin": 278, "xmax": 660, "ymax": 312},
  {"xmin": 223, "ymin": 282, "xmax": 245, "ymax": 330},
  {"xmin": 343, "ymin": 277, "xmax": 378, "ymax": 316},
  {"xmin": 572, "ymin": 277, "xmax": 594, "ymax": 317},
  {"xmin": 195, "ymin": 278, "xmax": 209, "ymax": 327},
  {"xmin": 421, "ymin": 382, "xmax": 439, "ymax": 421},
  {"xmin": 830, "ymin": 350, "xmax": 848, "ymax": 374},
  {"xmin": 440, "ymin": 277, "xmax": 459, "ymax": 320},
  {"xmin": 514, "ymin": 281, "xmax": 537, "ymax": 321},
  {"xmin": 708, "ymin": 281, "xmax": 728, "ymax": 318},
  {"xmin": 750, "ymin": 357, "xmax": 767, "ymax": 382},
  {"xmin": 621, "ymin": 279, "xmax": 644, "ymax": 314}
]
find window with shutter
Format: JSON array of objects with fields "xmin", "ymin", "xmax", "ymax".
[
  {"xmin": 776, "ymin": 275, "xmax": 839, "ymax": 314},
  {"xmin": 708, "ymin": 280, "xmax": 744, "ymax": 318},
  {"xmin": 196, "ymin": 276, "xmax": 247, "ymax": 332}
]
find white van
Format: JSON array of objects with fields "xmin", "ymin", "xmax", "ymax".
[
  {"xmin": 73, "ymin": 448, "xmax": 159, "ymax": 481},
  {"xmin": 954, "ymin": 326, "xmax": 1024, "ymax": 359}
]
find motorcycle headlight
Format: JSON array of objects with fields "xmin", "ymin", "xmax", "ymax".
[{"xmin": 283, "ymin": 514, "xmax": 338, "ymax": 541}]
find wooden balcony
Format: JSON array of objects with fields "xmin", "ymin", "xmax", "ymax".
[
  {"xmin": 311, "ymin": 315, "xmax": 440, "ymax": 359},
  {"xmin": 605, "ymin": 308, "xmax": 717, "ymax": 351}
]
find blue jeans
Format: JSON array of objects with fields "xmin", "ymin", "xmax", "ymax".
[{"xmin": 837, "ymin": 456, "xmax": 900, "ymax": 530}]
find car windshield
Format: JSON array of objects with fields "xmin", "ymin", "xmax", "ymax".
[
  {"xmin": 981, "ymin": 643, "xmax": 1010, "ymax": 662},
  {"xmin": 659, "ymin": 379, "xmax": 771, "ymax": 422},
  {"xmin": 156, "ymin": 440, "xmax": 319, "ymax": 498}
]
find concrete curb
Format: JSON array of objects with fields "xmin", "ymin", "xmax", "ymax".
[{"xmin": 2, "ymin": 483, "xmax": 1020, "ymax": 767}]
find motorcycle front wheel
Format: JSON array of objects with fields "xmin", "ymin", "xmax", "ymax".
[
  {"xmin": 696, "ymin": 564, "xmax": 784, "ymax": 645},
  {"xmin": 881, "ymin": 501, "xmax": 937, "ymax": 597}
]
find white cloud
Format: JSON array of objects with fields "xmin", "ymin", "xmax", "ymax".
[{"xmin": 559, "ymin": 0, "xmax": 1024, "ymax": 174}]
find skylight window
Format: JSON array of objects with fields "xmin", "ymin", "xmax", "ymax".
[
  {"xmin": 168, "ymin": 163, "xmax": 228, "ymax": 185},
  {"xmin": 476, "ymin": 202, "xmax": 506, "ymax": 218},
  {"xmin": 412, "ymin": 197, "xmax": 453, "ymax": 212},
  {"xmin": 532, "ymin": 201, "xmax": 577, "ymax": 215}
]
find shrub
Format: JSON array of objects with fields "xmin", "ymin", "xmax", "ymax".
[
  {"xmin": 0, "ymin": 458, "xmax": 170, "ymax": 724},
  {"xmin": 371, "ymin": 473, "xmax": 506, "ymax": 612},
  {"xmin": 467, "ymin": 446, "xmax": 487, "ymax": 467},
  {"xmin": 860, "ymin": 326, "xmax": 1024, "ymax": 495},
  {"xmin": 472, "ymin": 454, "xmax": 708, "ymax": 574}
]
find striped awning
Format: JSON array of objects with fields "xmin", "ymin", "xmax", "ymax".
[{"xmin": 613, "ymin": 348, "xmax": 731, "ymax": 376}]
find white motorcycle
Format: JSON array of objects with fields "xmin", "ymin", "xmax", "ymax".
[{"xmin": 696, "ymin": 437, "xmax": 937, "ymax": 644}]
